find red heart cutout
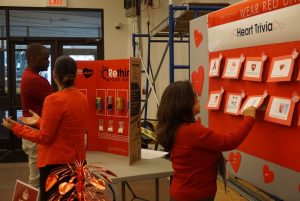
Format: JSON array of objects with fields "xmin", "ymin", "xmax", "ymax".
[
  {"xmin": 229, "ymin": 152, "xmax": 241, "ymax": 173},
  {"xmin": 83, "ymin": 68, "xmax": 93, "ymax": 78},
  {"xmin": 194, "ymin": 29, "xmax": 203, "ymax": 48},
  {"xmin": 251, "ymin": 64, "xmax": 256, "ymax": 71},
  {"xmin": 279, "ymin": 64, "xmax": 285, "ymax": 70},
  {"xmin": 191, "ymin": 65, "xmax": 204, "ymax": 96},
  {"xmin": 263, "ymin": 165, "xmax": 274, "ymax": 184},
  {"xmin": 279, "ymin": 103, "xmax": 284, "ymax": 113}
]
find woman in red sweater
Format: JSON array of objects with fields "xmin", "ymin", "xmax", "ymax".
[
  {"xmin": 156, "ymin": 81, "xmax": 256, "ymax": 201},
  {"xmin": 2, "ymin": 56, "xmax": 89, "ymax": 200}
]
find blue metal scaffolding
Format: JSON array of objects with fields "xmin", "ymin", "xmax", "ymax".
[{"xmin": 133, "ymin": 2, "xmax": 228, "ymax": 125}]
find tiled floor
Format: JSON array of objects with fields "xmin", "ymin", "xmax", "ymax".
[{"xmin": 0, "ymin": 162, "xmax": 249, "ymax": 201}]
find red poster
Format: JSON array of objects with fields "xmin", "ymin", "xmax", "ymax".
[
  {"xmin": 76, "ymin": 59, "xmax": 130, "ymax": 156},
  {"xmin": 208, "ymin": 0, "xmax": 300, "ymax": 28}
]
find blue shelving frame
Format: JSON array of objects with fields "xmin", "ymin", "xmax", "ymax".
[{"xmin": 132, "ymin": 2, "xmax": 227, "ymax": 125}]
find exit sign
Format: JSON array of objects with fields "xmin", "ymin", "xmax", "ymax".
[{"xmin": 46, "ymin": 0, "xmax": 67, "ymax": 7}]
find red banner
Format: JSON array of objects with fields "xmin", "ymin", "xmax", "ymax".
[{"xmin": 208, "ymin": 0, "xmax": 300, "ymax": 28}]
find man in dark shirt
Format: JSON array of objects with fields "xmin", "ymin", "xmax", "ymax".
[{"xmin": 21, "ymin": 43, "xmax": 53, "ymax": 188}]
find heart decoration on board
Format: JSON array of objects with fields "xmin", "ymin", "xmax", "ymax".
[
  {"xmin": 279, "ymin": 103, "xmax": 284, "ymax": 113},
  {"xmin": 263, "ymin": 165, "xmax": 274, "ymax": 184},
  {"xmin": 83, "ymin": 68, "xmax": 94, "ymax": 78},
  {"xmin": 191, "ymin": 65, "xmax": 204, "ymax": 96},
  {"xmin": 251, "ymin": 64, "xmax": 256, "ymax": 71},
  {"xmin": 279, "ymin": 64, "xmax": 285, "ymax": 70},
  {"xmin": 229, "ymin": 152, "xmax": 241, "ymax": 173},
  {"xmin": 194, "ymin": 29, "xmax": 203, "ymax": 48}
]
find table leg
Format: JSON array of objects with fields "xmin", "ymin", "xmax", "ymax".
[
  {"xmin": 155, "ymin": 178, "xmax": 159, "ymax": 201},
  {"xmin": 121, "ymin": 181, "xmax": 126, "ymax": 201}
]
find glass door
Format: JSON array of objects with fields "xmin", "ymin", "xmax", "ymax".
[
  {"xmin": 0, "ymin": 41, "xmax": 55, "ymax": 162},
  {"xmin": 58, "ymin": 39, "xmax": 102, "ymax": 61}
]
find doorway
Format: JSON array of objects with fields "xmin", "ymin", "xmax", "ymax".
[{"xmin": 0, "ymin": 38, "xmax": 102, "ymax": 162}]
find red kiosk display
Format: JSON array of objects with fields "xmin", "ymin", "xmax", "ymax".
[
  {"xmin": 191, "ymin": 1, "xmax": 300, "ymax": 200},
  {"xmin": 75, "ymin": 58, "xmax": 141, "ymax": 164}
]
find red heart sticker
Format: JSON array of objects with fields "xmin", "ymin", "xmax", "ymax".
[
  {"xmin": 194, "ymin": 29, "xmax": 203, "ymax": 48},
  {"xmin": 229, "ymin": 152, "xmax": 241, "ymax": 173},
  {"xmin": 83, "ymin": 68, "xmax": 94, "ymax": 78},
  {"xmin": 263, "ymin": 165, "xmax": 274, "ymax": 184},
  {"xmin": 279, "ymin": 64, "xmax": 285, "ymax": 70},
  {"xmin": 191, "ymin": 65, "xmax": 204, "ymax": 96},
  {"xmin": 251, "ymin": 64, "xmax": 256, "ymax": 71},
  {"xmin": 279, "ymin": 103, "xmax": 284, "ymax": 113}
]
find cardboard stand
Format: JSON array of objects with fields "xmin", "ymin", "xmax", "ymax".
[{"xmin": 76, "ymin": 58, "xmax": 141, "ymax": 165}]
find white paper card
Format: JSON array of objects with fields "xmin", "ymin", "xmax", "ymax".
[
  {"xmin": 244, "ymin": 61, "xmax": 262, "ymax": 78},
  {"xmin": 268, "ymin": 98, "xmax": 291, "ymax": 120},
  {"xmin": 207, "ymin": 93, "xmax": 220, "ymax": 108},
  {"xmin": 223, "ymin": 58, "xmax": 241, "ymax": 77},
  {"xmin": 209, "ymin": 58, "xmax": 220, "ymax": 76},
  {"xmin": 225, "ymin": 95, "xmax": 242, "ymax": 114},
  {"xmin": 270, "ymin": 59, "xmax": 292, "ymax": 78},
  {"xmin": 240, "ymin": 96, "xmax": 263, "ymax": 112}
]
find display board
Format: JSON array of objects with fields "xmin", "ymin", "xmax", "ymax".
[
  {"xmin": 75, "ymin": 58, "xmax": 141, "ymax": 165},
  {"xmin": 191, "ymin": 1, "xmax": 300, "ymax": 200}
]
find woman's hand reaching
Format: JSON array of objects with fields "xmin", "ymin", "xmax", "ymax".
[
  {"xmin": 243, "ymin": 106, "xmax": 256, "ymax": 118},
  {"xmin": 19, "ymin": 109, "xmax": 40, "ymax": 126},
  {"xmin": 2, "ymin": 117, "xmax": 17, "ymax": 130}
]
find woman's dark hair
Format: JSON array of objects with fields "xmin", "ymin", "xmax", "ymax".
[
  {"xmin": 54, "ymin": 56, "xmax": 77, "ymax": 88},
  {"xmin": 156, "ymin": 81, "xmax": 196, "ymax": 151}
]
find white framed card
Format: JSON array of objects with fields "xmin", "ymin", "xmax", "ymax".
[
  {"xmin": 224, "ymin": 93, "xmax": 244, "ymax": 115},
  {"xmin": 206, "ymin": 88, "xmax": 224, "ymax": 110},
  {"xmin": 209, "ymin": 54, "xmax": 222, "ymax": 77},
  {"xmin": 267, "ymin": 49, "xmax": 298, "ymax": 82},
  {"xmin": 264, "ymin": 96, "xmax": 296, "ymax": 126},
  {"xmin": 239, "ymin": 91, "xmax": 268, "ymax": 114},
  {"xmin": 222, "ymin": 54, "xmax": 245, "ymax": 79},
  {"xmin": 242, "ymin": 54, "xmax": 267, "ymax": 82}
]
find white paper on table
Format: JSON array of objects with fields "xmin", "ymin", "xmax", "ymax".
[{"xmin": 141, "ymin": 148, "xmax": 168, "ymax": 159}]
